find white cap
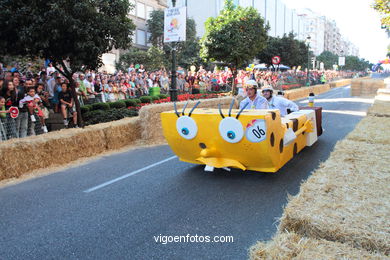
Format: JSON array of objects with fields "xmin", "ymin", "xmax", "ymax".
[
  {"xmin": 244, "ymin": 80, "xmax": 258, "ymax": 88},
  {"xmin": 261, "ymin": 86, "xmax": 274, "ymax": 92}
]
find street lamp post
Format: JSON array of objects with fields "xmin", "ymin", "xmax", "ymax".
[
  {"xmin": 170, "ymin": 0, "xmax": 178, "ymax": 102},
  {"xmin": 306, "ymin": 36, "xmax": 311, "ymax": 86}
]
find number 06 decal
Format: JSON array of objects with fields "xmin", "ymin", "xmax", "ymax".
[{"xmin": 246, "ymin": 119, "xmax": 267, "ymax": 143}]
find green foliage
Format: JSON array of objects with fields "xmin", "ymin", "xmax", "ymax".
[
  {"xmin": 344, "ymin": 56, "xmax": 371, "ymax": 71},
  {"xmin": 133, "ymin": 98, "xmax": 141, "ymax": 104},
  {"xmin": 124, "ymin": 99, "xmax": 137, "ymax": 107},
  {"xmin": 158, "ymin": 94, "xmax": 169, "ymax": 99},
  {"xmin": 139, "ymin": 96, "xmax": 152, "ymax": 103},
  {"xmin": 83, "ymin": 108, "xmax": 138, "ymax": 125},
  {"xmin": 316, "ymin": 51, "xmax": 338, "ymax": 70},
  {"xmin": 80, "ymin": 105, "xmax": 92, "ymax": 114},
  {"xmin": 150, "ymin": 96, "xmax": 160, "ymax": 101},
  {"xmin": 109, "ymin": 101, "xmax": 126, "ymax": 109},
  {"xmin": 91, "ymin": 102, "xmax": 110, "ymax": 111},
  {"xmin": 257, "ymin": 32, "xmax": 309, "ymax": 68},
  {"xmin": 200, "ymin": 0, "xmax": 269, "ymax": 69},
  {"xmin": 146, "ymin": 9, "xmax": 207, "ymax": 69},
  {"xmin": 0, "ymin": 0, "xmax": 136, "ymax": 77},
  {"xmin": 117, "ymin": 46, "xmax": 166, "ymax": 71},
  {"xmin": 372, "ymin": 0, "xmax": 390, "ymax": 29},
  {"xmin": 147, "ymin": 10, "xmax": 165, "ymax": 48}
]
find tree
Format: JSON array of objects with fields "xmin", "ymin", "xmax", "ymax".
[
  {"xmin": 0, "ymin": 0, "xmax": 135, "ymax": 126},
  {"xmin": 200, "ymin": 0, "xmax": 269, "ymax": 94},
  {"xmin": 316, "ymin": 51, "xmax": 338, "ymax": 70},
  {"xmin": 256, "ymin": 33, "xmax": 309, "ymax": 68},
  {"xmin": 344, "ymin": 56, "xmax": 371, "ymax": 71},
  {"xmin": 116, "ymin": 46, "xmax": 165, "ymax": 71},
  {"xmin": 372, "ymin": 0, "xmax": 390, "ymax": 29},
  {"xmin": 146, "ymin": 9, "xmax": 203, "ymax": 70}
]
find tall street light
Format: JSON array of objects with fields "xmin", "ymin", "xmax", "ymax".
[
  {"xmin": 170, "ymin": 0, "xmax": 178, "ymax": 102},
  {"xmin": 306, "ymin": 35, "xmax": 311, "ymax": 86}
]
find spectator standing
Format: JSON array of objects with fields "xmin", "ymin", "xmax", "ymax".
[{"xmin": 58, "ymin": 83, "xmax": 78, "ymax": 128}]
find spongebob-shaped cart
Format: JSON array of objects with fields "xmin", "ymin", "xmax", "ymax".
[{"xmin": 161, "ymin": 100, "xmax": 322, "ymax": 173}]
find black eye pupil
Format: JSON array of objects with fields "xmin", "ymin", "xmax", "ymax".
[
  {"xmin": 227, "ymin": 131, "xmax": 235, "ymax": 139},
  {"xmin": 182, "ymin": 128, "xmax": 189, "ymax": 135}
]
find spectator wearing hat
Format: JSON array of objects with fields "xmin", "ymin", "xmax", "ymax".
[
  {"xmin": 239, "ymin": 80, "xmax": 269, "ymax": 110},
  {"xmin": 261, "ymin": 86, "xmax": 299, "ymax": 117}
]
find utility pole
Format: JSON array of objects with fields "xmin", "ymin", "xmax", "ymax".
[
  {"xmin": 170, "ymin": 0, "xmax": 178, "ymax": 102},
  {"xmin": 306, "ymin": 36, "xmax": 311, "ymax": 86}
]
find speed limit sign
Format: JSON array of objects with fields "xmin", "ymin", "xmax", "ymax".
[{"xmin": 272, "ymin": 56, "xmax": 281, "ymax": 65}]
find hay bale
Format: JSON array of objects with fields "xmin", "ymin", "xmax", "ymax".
[
  {"xmin": 279, "ymin": 139, "xmax": 390, "ymax": 255},
  {"xmin": 0, "ymin": 127, "xmax": 107, "ymax": 180},
  {"xmin": 312, "ymin": 84, "xmax": 330, "ymax": 95},
  {"xmin": 367, "ymin": 100, "xmax": 390, "ymax": 117},
  {"xmin": 86, "ymin": 117, "xmax": 141, "ymax": 150},
  {"xmin": 346, "ymin": 116, "xmax": 390, "ymax": 144},
  {"xmin": 138, "ymin": 97, "xmax": 236, "ymax": 144},
  {"xmin": 285, "ymin": 88, "xmax": 310, "ymax": 101},
  {"xmin": 249, "ymin": 232, "xmax": 387, "ymax": 260},
  {"xmin": 351, "ymin": 79, "xmax": 363, "ymax": 96}
]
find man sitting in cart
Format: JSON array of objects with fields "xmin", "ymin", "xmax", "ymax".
[
  {"xmin": 239, "ymin": 80, "xmax": 269, "ymax": 109},
  {"xmin": 261, "ymin": 86, "xmax": 299, "ymax": 116}
]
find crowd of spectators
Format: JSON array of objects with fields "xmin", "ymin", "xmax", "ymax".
[{"xmin": 0, "ymin": 61, "xmax": 365, "ymax": 141}]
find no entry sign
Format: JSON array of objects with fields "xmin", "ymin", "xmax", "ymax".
[{"xmin": 272, "ymin": 56, "xmax": 281, "ymax": 65}]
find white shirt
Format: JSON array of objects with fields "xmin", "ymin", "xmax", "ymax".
[
  {"xmin": 239, "ymin": 95, "xmax": 269, "ymax": 110},
  {"xmin": 267, "ymin": 96, "xmax": 299, "ymax": 116}
]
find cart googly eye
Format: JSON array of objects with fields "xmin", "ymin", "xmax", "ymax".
[
  {"xmin": 219, "ymin": 117, "xmax": 244, "ymax": 143},
  {"xmin": 176, "ymin": 116, "xmax": 198, "ymax": 140}
]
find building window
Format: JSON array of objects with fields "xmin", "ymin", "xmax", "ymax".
[
  {"xmin": 137, "ymin": 2, "xmax": 145, "ymax": 19},
  {"xmin": 129, "ymin": 0, "xmax": 136, "ymax": 16},
  {"xmin": 146, "ymin": 6, "xmax": 154, "ymax": 20},
  {"xmin": 136, "ymin": 29, "xmax": 146, "ymax": 46}
]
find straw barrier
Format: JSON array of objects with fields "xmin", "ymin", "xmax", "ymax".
[
  {"xmin": 351, "ymin": 78, "xmax": 386, "ymax": 96},
  {"xmin": 368, "ymin": 100, "xmax": 390, "ymax": 117},
  {"xmin": 328, "ymin": 78, "xmax": 351, "ymax": 88},
  {"xmin": 0, "ymin": 127, "xmax": 107, "ymax": 180},
  {"xmin": 278, "ymin": 139, "xmax": 390, "ymax": 255},
  {"xmin": 249, "ymin": 232, "xmax": 387, "ymax": 260},
  {"xmin": 346, "ymin": 116, "xmax": 390, "ymax": 144}
]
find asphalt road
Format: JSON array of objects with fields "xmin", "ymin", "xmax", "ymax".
[{"xmin": 0, "ymin": 85, "xmax": 373, "ymax": 260}]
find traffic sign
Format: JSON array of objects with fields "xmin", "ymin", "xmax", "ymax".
[
  {"xmin": 272, "ymin": 56, "xmax": 281, "ymax": 65},
  {"xmin": 9, "ymin": 106, "xmax": 19, "ymax": 118}
]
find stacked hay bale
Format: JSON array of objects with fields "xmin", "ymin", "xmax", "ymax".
[
  {"xmin": 351, "ymin": 78, "xmax": 386, "ymax": 97},
  {"xmin": 351, "ymin": 78, "xmax": 363, "ymax": 96},
  {"xmin": 278, "ymin": 139, "xmax": 390, "ymax": 255},
  {"xmin": 329, "ymin": 79, "xmax": 352, "ymax": 88},
  {"xmin": 250, "ymin": 96, "xmax": 390, "ymax": 259},
  {"xmin": 138, "ymin": 97, "xmax": 236, "ymax": 144},
  {"xmin": 0, "ymin": 128, "xmax": 107, "ymax": 180},
  {"xmin": 250, "ymin": 232, "xmax": 387, "ymax": 260}
]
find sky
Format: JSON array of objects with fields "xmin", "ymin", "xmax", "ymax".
[{"xmin": 283, "ymin": 0, "xmax": 389, "ymax": 63}]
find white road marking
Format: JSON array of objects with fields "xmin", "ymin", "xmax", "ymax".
[
  {"xmin": 322, "ymin": 110, "xmax": 367, "ymax": 116},
  {"xmin": 83, "ymin": 156, "xmax": 177, "ymax": 193}
]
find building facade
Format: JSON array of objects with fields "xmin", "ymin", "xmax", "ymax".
[
  {"xmin": 101, "ymin": 0, "xmax": 167, "ymax": 73},
  {"xmin": 168, "ymin": 0, "xmax": 305, "ymax": 40}
]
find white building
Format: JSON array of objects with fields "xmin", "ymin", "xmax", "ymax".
[
  {"xmin": 168, "ymin": 0, "xmax": 305, "ymax": 40},
  {"xmin": 296, "ymin": 9, "xmax": 325, "ymax": 56},
  {"xmin": 101, "ymin": 0, "xmax": 168, "ymax": 73}
]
